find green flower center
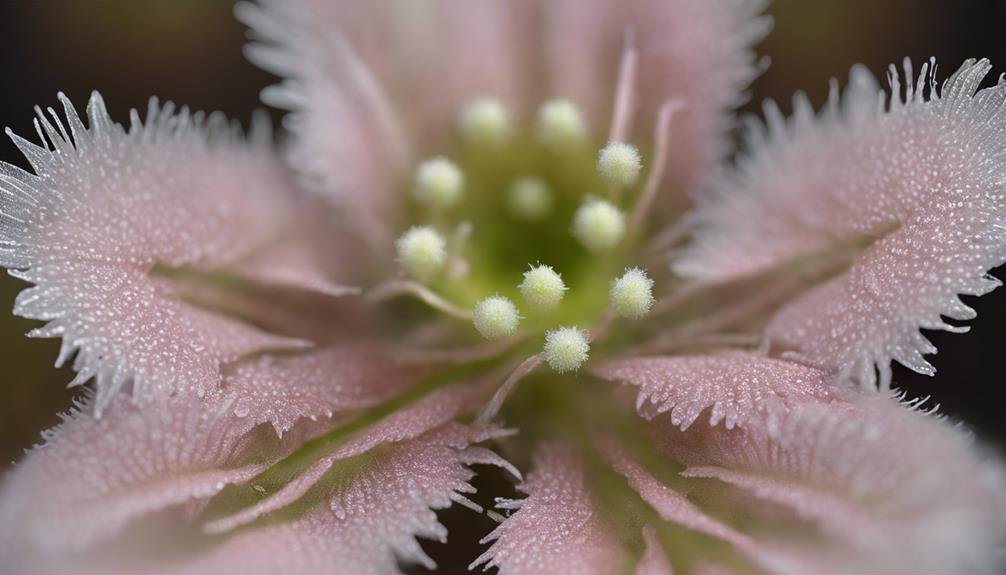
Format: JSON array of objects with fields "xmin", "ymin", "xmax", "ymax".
[{"xmin": 386, "ymin": 96, "xmax": 667, "ymax": 372}]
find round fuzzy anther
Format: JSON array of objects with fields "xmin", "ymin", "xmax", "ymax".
[
  {"xmin": 536, "ymin": 99, "xmax": 586, "ymax": 148},
  {"xmin": 460, "ymin": 98, "xmax": 511, "ymax": 145},
  {"xmin": 610, "ymin": 268, "xmax": 655, "ymax": 319},
  {"xmin": 395, "ymin": 226, "xmax": 447, "ymax": 282},
  {"xmin": 597, "ymin": 142, "xmax": 642, "ymax": 188},
  {"xmin": 507, "ymin": 177, "xmax": 553, "ymax": 221},
  {"xmin": 413, "ymin": 157, "xmax": 464, "ymax": 210},
  {"xmin": 519, "ymin": 265, "xmax": 567, "ymax": 310},
  {"xmin": 572, "ymin": 198, "xmax": 625, "ymax": 252},
  {"xmin": 473, "ymin": 295, "xmax": 521, "ymax": 340},
  {"xmin": 543, "ymin": 327, "xmax": 590, "ymax": 373}
]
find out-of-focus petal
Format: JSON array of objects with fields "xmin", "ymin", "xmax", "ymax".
[
  {"xmin": 674, "ymin": 60, "xmax": 1006, "ymax": 389},
  {"xmin": 691, "ymin": 562, "xmax": 737, "ymax": 575},
  {"xmin": 0, "ymin": 338, "xmax": 432, "ymax": 561},
  {"xmin": 593, "ymin": 354, "xmax": 837, "ymax": 430},
  {"xmin": 635, "ymin": 526, "xmax": 673, "ymax": 575},
  {"xmin": 0, "ymin": 393, "xmax": 270, "ymax": 559},
  {"xmin": 0, "ymin": 93, "xmax": 356, "ymax": 414},
  {"xmin": 544, "ymin": 0, "xmax": 770, "ymax": 200},
  {"xmin": 1, "ymin": 368, "xmax": 511, "ymax": 575},
  {"xmin": 471, "ymin": 442, "xmax": 630, "ymax": 575},
  {"xmin": 236, "ymin": 0, "xmax": 535, "ymax": 247},
  {"xmin": 601, "ymin": 440, "xmax": 754, "ymax": 554},
  {"xmin": 653, "ymin": 389, "xmax": 1006, "ymax": 575}
]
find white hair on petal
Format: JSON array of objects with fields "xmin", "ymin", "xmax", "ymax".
[{"xmin": 675, "ymin": 59, "xmax": 1006, "ymax": 391}]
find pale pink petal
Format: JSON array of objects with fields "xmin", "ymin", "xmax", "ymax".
[
  {"xmin": 601, "ymin": 440, "xmax": 754, "ymax": 553},
  {"xmin": 0, "ymin": 393, "xmax": 269, "ymax": 556},
  {"xmin": 674, "ymin": 60, "xmax": 1006, "ymax": 389},
  {"xmin": 545, "ymin": 0, "xmax": 770, "ymax": 199},
  {"xmin": 203, "ymin": 384, "xmax": 486, "ymax": 533},
  {"xmin": 691, "ymin": 562, "xmax": 737, "ymax": 575},
  {"xmin": 5, "ymin": 423, "xmax": 509, "ymax": 575},
  {"xmin": 0, "ymin": 336, "xmax": 438, "ymax": 560},
  {"xmin": 0, "ymin": 93, "xmax": 326, "ymax": 413},
  {"xmin": 177, "ymin": 424, "xmax": 511, "ymax": 575},
  {"xmin": 636, "ymin": 526, "xmax": 673, "ymax": 575},
  {"xmin": 219, "ymin": 344, "xmax": 431, "ymax": 435},
  {"xmin": 472, "ymin": 442, "xmax": 629, "ymax": 575},
  {"xmin": 654, "ymin": 390, "xmax": 1006, "ymax": 574},
  {"xmin": 236, "ymin": 0, "xmax": 534, "ymax": 248},
  {"xmin": 593, "ymin": 354, "xmax": 837, "ymax": 430},
  {"xmin": 228, "ymin": 242, "xmax": 360, "ymax": 298}
]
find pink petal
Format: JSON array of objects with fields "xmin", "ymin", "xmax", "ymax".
[
  {"xmin": 674, "ymin": 60, "xmax": 1006, "ymax": 389},
  {"xmin": 0, "ymin": 93, "xmax": 331, "ymax": 414},
  {"xmin": 601, "ymin": 439, "xmax": 754, "ymax": 553},
  {"xmin": 228, "ymin": 242, "xmax": 359, "ymax": 298},
  {"xmin": 692, "ymin": 562, "xmax": 737, "ymax": 575},
  {"xmin": 0, "ymin": 337, "xmax": 435, "ymax": 560},
  {"xmin": 635, "ymin": 526, "xmax": 673, "ymax": 575},
  {"xmin": 544, "ymin": 0, "xmax": 770, "ymax": 199},
  {"xmin": 236, "ymin": 0, "xmax": 534, "ymax": 248},
  {"xmin": 0, "ymin": 393, "xmax": 269, "ymax": 556},
  {"xmin": 593, "ymin": 354, "xmax": 837, "ymax": 430},
  {"xmin": 203, "ymin": 384, "xmax": 489, "ymax": 533},
  {"xmin": 472, "ymin": 442, "xmax": 629, "ymax": 575},
  {"xmin": 220, "ymin": 344, "xmax": 431, "ymax": 435},
  {"xmin": 654, "ymin": 390, "xmax": 1006, "ymax": 574},
  {"xmin": 222, "ymin": 187, "xmax": 368, "ymax": 296},
  {"xmin": 176, "ymin": 424, "xmax": 511, "ymax": 575}
]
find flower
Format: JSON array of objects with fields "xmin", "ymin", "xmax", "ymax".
[{"xmin": 1, "ymin": 2, "xmax": 1005, "ymax": 575}]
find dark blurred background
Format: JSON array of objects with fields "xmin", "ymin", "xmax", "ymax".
[{"xmin": 1, "ymin": 0, "xmax": 1004, "ymax": 470}]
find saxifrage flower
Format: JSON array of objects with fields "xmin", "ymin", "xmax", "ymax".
[{"xmin": 1, "ymin": 1, "xmax": 1004, "ymax": 574}]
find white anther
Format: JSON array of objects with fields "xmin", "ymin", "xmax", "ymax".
[
  {"xmin": 460, "ymin": 97, "xmax": 511, "ymax": 144},
  {"xmin": 572, "ymin": 198, "xmax": 625, "ymax": 252},
  {"xmin": 414, "ymin": 157, "xmax": 464, "ymax": 209},
  {"xmin": 597, "ymin": 142, "xmax": 642, "ymax": 188},
  {"xmin": 395, "ymin": 226, "xmax": 447, "ymax": 283},
  {"xmin": 543, "ymin": 327, "xmax": 590, "ymax": 373},
  {"xmin": 507, "ymin": 177, "xmax": 553, "ymax": 221},
  {"xmin": 610, "ymin": 267, "xmax": 654, "ymax": 319},
  {"xmin": 473, "ymin": 295, "xmax": 521, "ymax": 340},
  {"xmin": 536, "ymin": 99, "xmax": 586, "ymax": 148},
  {"xmin": 519, "ymin": 265, "xmax": 567, "ymax": 310}
]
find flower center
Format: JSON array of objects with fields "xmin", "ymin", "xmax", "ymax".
[
  {"xmin": 371, "ymin": 34, "xmax": 681, "ymax": 383},
  {"xmin": 383, "ymin": 91, "xmax": 673, "ymax": 374}
]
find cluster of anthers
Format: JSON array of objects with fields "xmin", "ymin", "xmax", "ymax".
[{"xmin": 366, "ymin": 38, "xmax": 676, "ymax": 420}]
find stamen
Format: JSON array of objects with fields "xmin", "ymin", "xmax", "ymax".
[
  {"xmin": 608, "ymin": 27, "xmax": 638, "ymax": 143},
  {"xmin": 543, "ymin": 326, "xmax": 590, "ymax": 373},
  {"xmin": 395, "ymin": 226, "xmax": 447, "ymax": 282},
  {"xmin": 519, "ymin": 264, "xmax": 567, "ymax": 310},
  {"xmin": 572, "ymin": 197, "xmax": 626, "ymax": 252},
  {"xmin": 507, "ymin": 177, "xmax": 553, "ymax": 221},
  {"xmin": 367, "ymin": 279, "xmax": 472, "ymax": 320},
  {"xmin": 536, "ymin": 99, "xmax": 587, "ymax": 149},
  {"xmin": 447, "ymin": 221, "xmax": 473, "ymax": 280},
  {"xmin": 413, "ymin": 157, "xmax": 464, "ymax": 210},
  {"xmin": 610, "ymin": 268, "xmax": 655, "ymax": 319},
  {"xmin": 597, "ymin": 142, "xmax": 642, "ymax": 189},
  {"xmin": 589, "ymin": 310, "xmax": 618, "ymax": 343},
  {"xmin": 472, "ymin": 295, "xmax": 521, "ymax": 340},
  {"xmin": 475, "ymin": 353, "xmax": 543, "ymax": 425},
  {"xmin": 629, "ymin": 101, "xmax": 683, "ymax": 236},
  {"xmin": 460, "ymin": 97, "xmax": 511, "ymax": 145}
]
